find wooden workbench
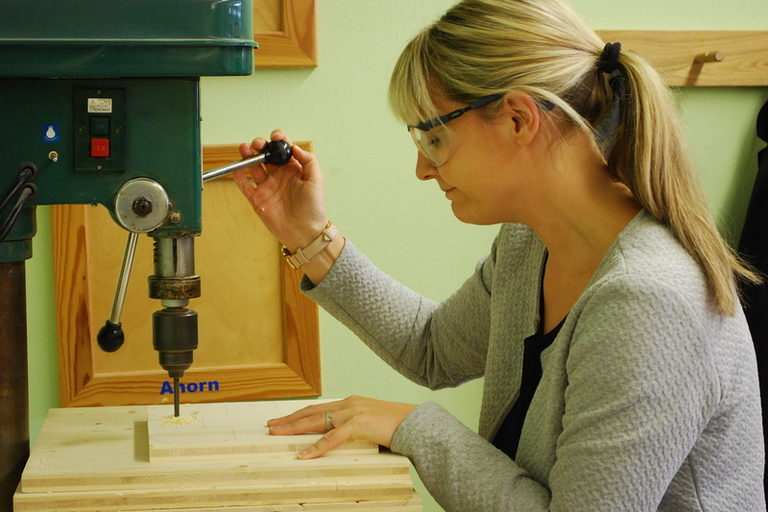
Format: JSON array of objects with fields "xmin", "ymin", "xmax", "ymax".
[{"xmin": 14, "ymin": 401, "xmax": 422, "ymax": 511}]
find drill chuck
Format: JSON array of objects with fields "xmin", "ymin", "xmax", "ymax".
[{"xmin": 153, "ymin": 307, "xmax": 198, "ymax": 378}]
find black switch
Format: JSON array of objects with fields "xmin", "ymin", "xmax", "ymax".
[{"xmin": 90, "ymin": 116, "xmax": 110, "ymax": 136}]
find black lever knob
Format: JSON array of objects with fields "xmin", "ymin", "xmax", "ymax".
[
  {"xmin": 262, "ymin": 139, "xmax": 292, "ymax": 166},
  {"xmin": 97, "ymin": 320, "xmax": 125, "ymax": 352}
]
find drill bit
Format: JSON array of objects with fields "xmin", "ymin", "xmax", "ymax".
[{"xmin": 173, "ymin": 376, "xmax": 180, "ymax": 417}]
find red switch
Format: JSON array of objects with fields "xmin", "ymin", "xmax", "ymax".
[{"xmin": 90, "ymin": 138, "xmax": 110, "ymax": 158}]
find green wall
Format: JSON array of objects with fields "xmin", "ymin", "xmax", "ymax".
[{"xmin": 24, "ymin": 1, "xmax": 768, "ymax": 511}]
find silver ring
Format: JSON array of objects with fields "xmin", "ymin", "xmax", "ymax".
[{"xmin": 324, "ymin": 411, "xmax": 334, "ymax": 431}]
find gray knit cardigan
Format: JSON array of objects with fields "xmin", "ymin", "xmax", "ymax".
[{"xmin": 303, "ymin": 210, "xmax": 765, "ymax": 511}]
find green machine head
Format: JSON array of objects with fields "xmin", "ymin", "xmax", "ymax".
[{"xmin": 0, "ymin": 0, "xmax": 255, "ymax": 250}]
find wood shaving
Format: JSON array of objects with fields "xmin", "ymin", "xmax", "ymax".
[{"xmin": 161, "ymin": 411, "xmax": 199, "ymax": 426}]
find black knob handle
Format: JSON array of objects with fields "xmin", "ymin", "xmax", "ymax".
[
  {"xmin": 262, "ymin": 140, "xmax": 292, "ymax": 166},
  {"xmin": 97, "ymin": 320, "xmax": 125, "ymax": 352}
]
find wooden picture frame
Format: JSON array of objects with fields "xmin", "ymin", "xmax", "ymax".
[
  {"xmin": 53, "ymin": 143, "xmax": 320, "ymax": 407},
  {"xmin": 253, "ymin": 0, "xmax": 317, "ymax": 68}
]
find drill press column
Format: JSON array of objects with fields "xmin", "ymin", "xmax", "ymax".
[{"xmin": 0, "ymin": 262, "xmax": 28, "ymax": 510}]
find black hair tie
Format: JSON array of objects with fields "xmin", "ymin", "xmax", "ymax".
[
  {"xmin": 597, "ymin": 42, "xmax": 622, "ymax": 74},
  {"xmin": 594, "ymin": 42, "xmax": 626, "ymax": 157}
]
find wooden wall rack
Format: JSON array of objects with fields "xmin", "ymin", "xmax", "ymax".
[{"xmin": 596, "ymin": 30, "xmax": 768, "ymax": 87}]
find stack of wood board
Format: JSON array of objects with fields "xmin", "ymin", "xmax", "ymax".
[{"xmin": 14, "ymin": 400, "xmax": 422, "ymax": 511}]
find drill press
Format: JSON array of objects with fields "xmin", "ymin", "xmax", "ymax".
[
  {"xmin": 0, "ymin": 0, "xmax": 255, "ymax": 507},
  {"xmin": 100, "ymin": 138, "xmax": 293, "ymax": 417}
]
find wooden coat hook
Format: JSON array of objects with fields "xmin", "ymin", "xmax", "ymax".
[{"xmin": 694, "ymin": 51, "xmax": 725, "ymax": 64}]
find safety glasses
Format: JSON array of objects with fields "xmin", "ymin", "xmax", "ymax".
[{"xmin": 407, "ymin": 93, "xmax": 503, "ymax": 167}]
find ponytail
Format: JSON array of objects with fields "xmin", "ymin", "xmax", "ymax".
[{"xmin": 608, "ymin": 50, "xmax": 760, "ymax": 315}]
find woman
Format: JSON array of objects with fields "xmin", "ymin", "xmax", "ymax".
[{"xmin": 233, "ymin": 0, "xmax": 765, "ymax": 509}]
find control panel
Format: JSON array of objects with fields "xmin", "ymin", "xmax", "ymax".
[{"xmin": 74, "ymin": 88, "xmax": 126, "ymax": 172}]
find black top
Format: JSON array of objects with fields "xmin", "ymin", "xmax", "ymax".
[
  {"xmin": 492, "ymin": 317, "xmax": 564, "ymax": 459},
  {"xmin": 738, "ymin": 99, "xmax": 768, "ymax": 493}
]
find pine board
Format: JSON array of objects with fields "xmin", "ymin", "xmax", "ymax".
[
  {"xmin": 15, "ymin": 403, "xmax": 421, "ymax": 512},
  {"xmin": 147, "ymin": 401, "xmax": 377, "ymax": 461},
  {"xmin": 14, "ymin": 479, "xmax": 416, "ymax": 511},
  {"xmin": 151, "ymin": 496, "xmax": 423, "ymax": 511}
]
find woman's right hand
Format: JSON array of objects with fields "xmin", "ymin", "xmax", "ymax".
[{"xmin": 232, "ymin": 129, "xmax": 328, "ymax": 252}]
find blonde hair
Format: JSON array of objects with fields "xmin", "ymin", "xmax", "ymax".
[{"xmin": 389, "ymin": 0, "xmax": 759, "ymax": 316}]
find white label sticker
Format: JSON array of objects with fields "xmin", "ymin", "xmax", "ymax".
[{"xmin": 88, "ymin": 98, "xmax": 113, "ymax": 114}]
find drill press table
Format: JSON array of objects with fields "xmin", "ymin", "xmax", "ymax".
[{"xmin": 13, "ymin": 401, "xmax": 422, "ymax": 511}]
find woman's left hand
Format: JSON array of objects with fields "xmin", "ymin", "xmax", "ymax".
[{"xmin": 267, "ymin": 396, "xmax": 418, "ymax": 459}]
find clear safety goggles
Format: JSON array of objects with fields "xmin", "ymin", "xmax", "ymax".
[
  {"xmin": 407, "ymin": 93, "xmax": 503, "ymax": 167},
  {"xmin": 407, "ymin": 94, "xmax": 556, "ymax": 167}
]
